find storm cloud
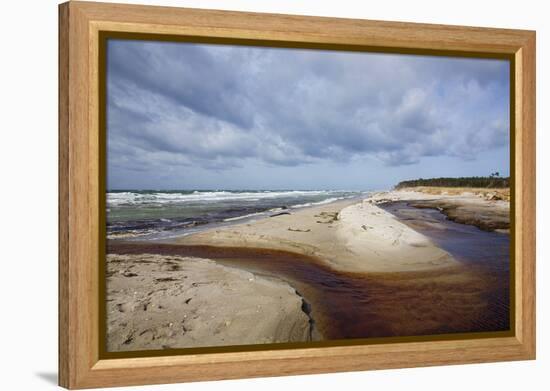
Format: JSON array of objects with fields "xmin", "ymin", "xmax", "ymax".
[{"xmin": 106, "ymin": 39, "xmax": 509, "ymax": 190}]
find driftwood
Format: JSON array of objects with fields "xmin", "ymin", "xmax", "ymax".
[
  {"xmin": 287, "ymin": 227, "xmax": 311, "ymax": 233},
  {"xmin": 270, "ymin": 211, "xmax": 291, "ymax": 217}
]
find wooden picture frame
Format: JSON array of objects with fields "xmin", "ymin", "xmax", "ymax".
[{"xmin": 59, "ymin": 1, "xmax": 536, "ymax": 389}]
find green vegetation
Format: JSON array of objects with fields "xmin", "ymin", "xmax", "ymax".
[{"xmin": 395, "ymin": 176, "xmax": 510, "ymax": 189}]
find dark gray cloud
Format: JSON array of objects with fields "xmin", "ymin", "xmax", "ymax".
[{"xmin": 107, "ymin": 39, "xmax": 509, "ymax": 188}]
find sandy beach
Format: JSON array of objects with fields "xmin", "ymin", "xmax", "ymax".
[
  {"xmin": 106, "ymin": 187, "xmax": 510, "ymax": 350},
  {"xmin": 106, "ymin": 253, "xmax": 312, "ymax": 351}
]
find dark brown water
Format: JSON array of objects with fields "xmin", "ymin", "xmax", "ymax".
[
  {"xmin": 380, "ymin": 202, "xmax": 510, "ymax": 271},
  {"xmin": 379, "ymin": 201, "xmax": 510, "ymax": 332},
  {"xmin": 109, "ymin": 200, "xmax": 510, "ymax": 341}
]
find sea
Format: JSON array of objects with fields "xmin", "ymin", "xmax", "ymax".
[{"xmin": 107, "ymin": 190, "xmax": 367, "ymax": 240}]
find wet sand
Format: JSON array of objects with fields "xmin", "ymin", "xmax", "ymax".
[{"xmin": 373, "ymin": 188, "xmax": 510, "ymax": 232}]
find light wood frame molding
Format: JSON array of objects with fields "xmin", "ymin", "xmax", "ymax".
[{"xmin": 59, "ymin": 1, "xmax": 536, "ymax": 389}]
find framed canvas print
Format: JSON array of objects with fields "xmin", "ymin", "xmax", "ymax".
[{"xmin": 58, "ymin": 1, "xmax": 536, "ymax": 389}]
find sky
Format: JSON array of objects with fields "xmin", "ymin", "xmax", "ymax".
[{"xmin": 106, "ymin": 39, "xmax": 510, "ymax": 190}]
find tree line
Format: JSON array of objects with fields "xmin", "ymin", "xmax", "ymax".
[{"xmin": 395, "ymin": 176, "xmax": 510, "ymax": 189}]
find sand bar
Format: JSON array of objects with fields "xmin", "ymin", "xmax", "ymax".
[{"xmin": 173, "ymin": 196, "xmax": 458, "ymax": 273}]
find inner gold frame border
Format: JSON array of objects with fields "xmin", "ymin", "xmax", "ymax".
[
  {"xmin": 59, "ymin": 1, "xmax": 536, "ymax": 389},
  {"xmin": 96, "ymin": 23, "xmax": 519, "ymax": 362}
]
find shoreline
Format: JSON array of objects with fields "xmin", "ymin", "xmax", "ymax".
[{"xmin": 106, "ymin": 191, "xmax": 366, "ymax": 241}]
